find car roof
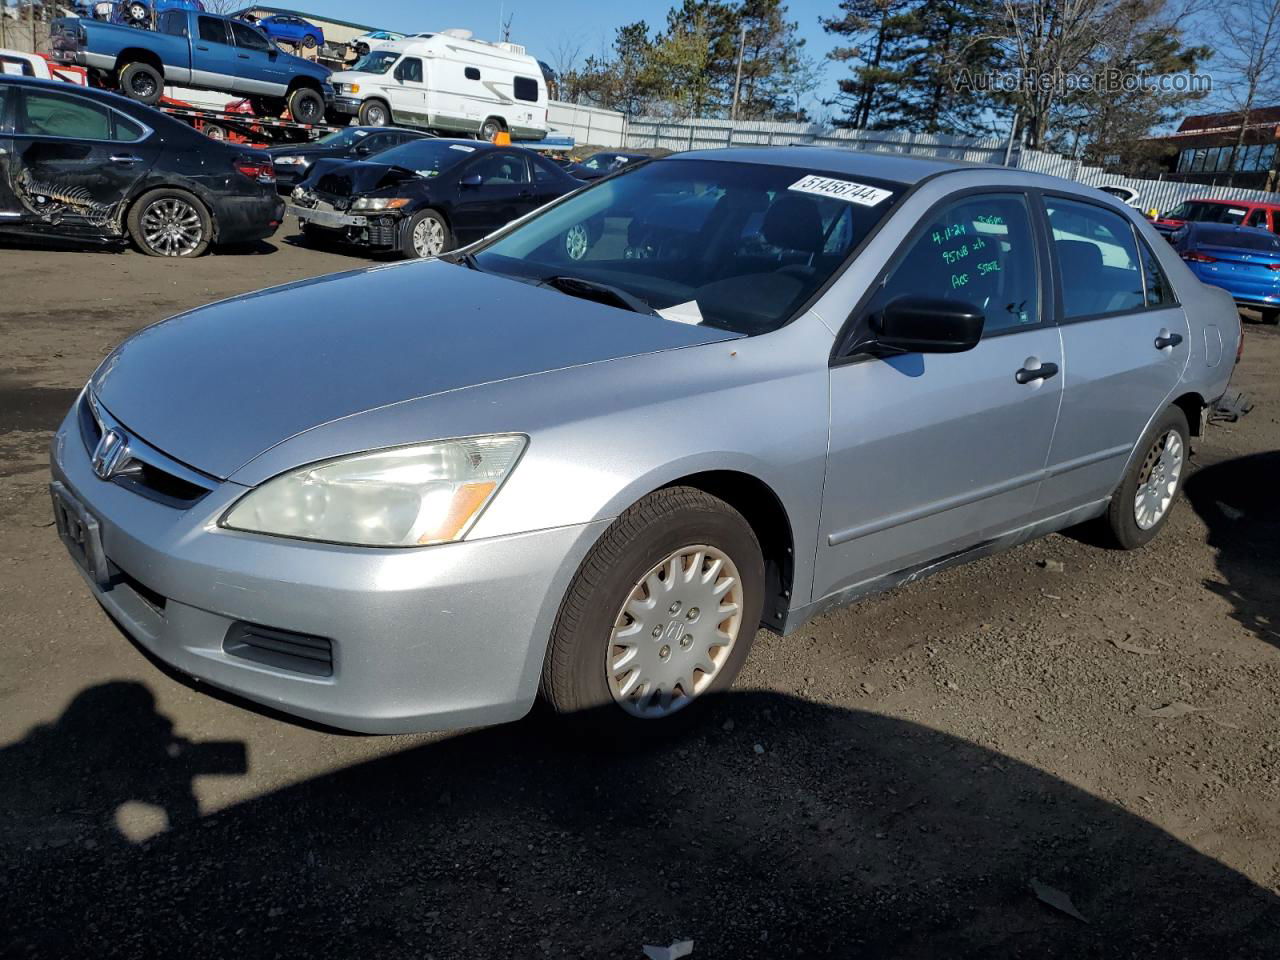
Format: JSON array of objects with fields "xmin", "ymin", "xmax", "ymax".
[
  {"xmin": 1186, "ymin": 222, "xmax": 1276, "ymax": 236},
  {"xmin": 677, "ymin": 146, "xmax": 996, "ymax": 186},
  {"xmin": 1184, "ymin": 197, "xmax": 1280, "ymax": 209},
  {"xmin": 0, "ymin": 73, "xmax": 141, "ymax": 109}
]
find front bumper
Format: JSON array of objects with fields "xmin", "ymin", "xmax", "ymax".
[
  {"xmin": 289, "ymin": 202, "xmax": 402, "ymax": 248},
  {"xmin": 50, "ymin": 405, "xmax": 607, "ymax": 733},
  {"xmin": 333, "ymin": 96, "xmax": 363, "ymax": 116}
]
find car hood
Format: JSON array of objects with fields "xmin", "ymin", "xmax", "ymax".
[
  {"xmin": 312, "ymin": 159, "xmax": 421, "ymax": 197},
  {"xmin": 90, "ymin": 260, "xmax": 739, "ymax": 480}
]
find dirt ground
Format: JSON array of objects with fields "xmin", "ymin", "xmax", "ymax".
[{"xmin": 1, "ymin": 227, "xmax": 1278, "ymax": 958}]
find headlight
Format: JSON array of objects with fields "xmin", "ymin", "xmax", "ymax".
[
  {"xmin": 274, "ymin": 155, "xmax": 308, "ymax": 166},
  {"xmin": 222, "ymin": 436, "xmax": 526, "ymax": 547},
  {"xmin": 339, "ymin": 82, "xmax": 360, "ymax": 94},
  {"xmin": 351, "ymin": 197, "xmax": 411, "ymax": 211}
]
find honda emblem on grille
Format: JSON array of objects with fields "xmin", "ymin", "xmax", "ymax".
[{"xmin": 91, "ymin": 428, "xmax": 129, "ymax": 480}]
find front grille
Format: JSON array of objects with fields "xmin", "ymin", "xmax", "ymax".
[
  {"xmin": 367, "ymin": 217, "xmax": 398, "ymax": 246},
  {"xmin": 223, "ymin": 622, "xmax": 334, "ymax": 678},
  {"xmin": 78, "ymin": 391, "xmax": 215, "ymax": 509}
]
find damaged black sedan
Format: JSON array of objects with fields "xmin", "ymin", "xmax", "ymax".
[{"xmin": 288, "ymin": 139, "xmax": 581, "ymax": 259}]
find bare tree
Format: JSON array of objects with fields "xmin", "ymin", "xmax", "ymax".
[
  {"xmin": 548, "ymin": 35, "xmax": 584, "ymax": 99},
  {"xmin": 1219, "ymin": 0, "xmax": 1280, "ymax": 184}
]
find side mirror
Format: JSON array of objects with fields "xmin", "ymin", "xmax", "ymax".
[
  {"xmin": 865, "ymin": 296, "xmax": 984, "ymax": 355},
  {"xmin": 460, "ymin": 174, "xmax": 483, "ymax": 188},
  {"xmin": 354, "ymin": 143, "xmax": 372, "ymax": 155}
]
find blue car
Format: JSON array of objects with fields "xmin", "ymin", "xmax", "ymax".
[
  {"xmin": 1171, "ymin": 222, "xmax": 1280, "ymax": 323},
  {"xmin": 254, "ymin": 13, "xmax": 323, "ymax": 49}
]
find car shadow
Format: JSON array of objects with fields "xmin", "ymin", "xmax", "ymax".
[
  {"xmin": 3, "ymin": 683, "xmax": 1276, "ymax": 958},
  {"xmin": 1184, "ymin": 451, "xmax": 1280, "ymax": 651},
  {"xmin": 0, "ymin": 235, "xmax": 280, "ymax": 257}
]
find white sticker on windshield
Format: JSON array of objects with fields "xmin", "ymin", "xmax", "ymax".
[
  {"xmin": 657, "ymin": 300, "xmax": 703, "ymax": 325},
  {"xmin": 354, "ymin": 129, "xmax": 369, "ymax": 137},
  {"xmin": 450, "ymin": 144, "xmax": 476, "ymax": 152},
  {"xmin": 1229, "ymin": 208, "xmax": 1247, "ymax": 215},
  {"xmin": 789, "ymin": 175, "xmax": 892, "ymax": 207}
]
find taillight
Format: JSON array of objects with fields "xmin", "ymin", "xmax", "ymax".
[
  {"xmin": 1181, "ymin": 251, "xmax": 1218, "ymax": 263},
  {"xmin": 234, "ymin": 157, "xmax": 275, "ymax": 182},
  {"xmin": 1266, "ymin": 262, "xmax": 1280, "ymax": 271}
]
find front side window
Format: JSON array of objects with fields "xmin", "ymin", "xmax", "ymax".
[
  {"xmin": 874, "ymin": 193, "xmax": 1040, "ymax": 336},
  {"xmin": 469, "ymin": 151, "xmax": 530, "ymax": 185},
  {"xmin": 397, "ymin": 57, "xmax": 423, "ymax": 83},
  {"xmin": 354, "ymin": 50, "xmax": 398, "ymax": 74},
  {"xmin": 198, "ymin": 16, "xmax": 228, "ymax": 44},
  {"xmin": 474, "ymin": 159, "xmax": 904, "ymax": 335},
  {"xmin": 513, "ymin": 76, "xmax": 538, "ymax": 102},
  {"xmin": 1046, "ymin": 197, "xmax": 1145, "ymax": 318},
  {"xmin": 20, "ymin": 91, "xmax": 111, "ymax": 140},
  {"xmin": 230, "ymin": 20, "xmax": 271, "ymax": 51}
]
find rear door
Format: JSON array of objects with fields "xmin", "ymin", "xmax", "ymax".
[
  {"xmin": 8, "ymin": 87, "xmax": 160, "ymax": 233},
  {"xmin": 816, "ymin": 190, "xmax": 1063, "ymax": 600},
  {"xmin": 452, "ymin": 149, "xmax": 535, "ymax": 242},
  {"xmin": 0, "ymin": 83, "xmax": 18, "ymax": 220},
  {"xmin": 191, "ymin": 15, "xmax": 239, "ymax": 91},
  {"xmin": 228, "ymin": 19, "xmax": 289, "ymax": 96},
  {"xmin": 1034, "ymin": 194, "xmax": 1189, "ymax": 516}
]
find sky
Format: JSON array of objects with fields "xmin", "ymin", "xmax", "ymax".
[{"xmin": 289, "ymin": 0, "xmax": 844, "ymax": 116}]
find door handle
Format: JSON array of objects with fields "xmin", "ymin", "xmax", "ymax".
[
  {"xmin": 110, "ymin": 154, "xmax": 143, "ymax": 164},
  {"xmin": 1015, "ymin": 361, "xmax": 1059, "ymax": 384},
  {"xmin": 1154, "ymin": 332, "xmax": 1184, "ymax": 350},
  {"xmin": 238, "ymin": 53, "xmax": 250, "ymax": 59}
]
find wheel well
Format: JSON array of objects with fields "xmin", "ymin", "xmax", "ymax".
[
  {"xmin": 482, "ymin": 115, "xmax": 508, "ymax": 131},
  {"xmin": 124, "ymin": 186, "xmax": 214, "ymax": 240},
  {"xmin": 1171, "ymin": 391, "xmax": 1205, "ymax": 437},
  {"xmin": 115, "ymin": 48, "xmax": 162, "ymax": 75},
  {"xmin": 286, "ymin": 77, "xmax": 323, "ymax": 95},
  {"xmin": 661, "ymin": 471, "xmax": 795, "ymax": 631}
]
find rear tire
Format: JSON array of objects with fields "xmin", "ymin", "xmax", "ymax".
[
  {"xmin": 286, "ymin": 87, "xmax": 325, "ymax": 124},
  {"xmin": 1102, "ymin": 406, "xmax": 1190, "ymax": 550},
  {"xmin": 127, "ymin": 188, "xmax": 212, "ymax": 258},
  {"xmin": 357, "ymin": 99, "xmax": 390, "ymax": 126},
  {"xmin": 479, "ymin": 116, "xmax": 505, "ymax": 141},
  {"xmin": 118, "ymin": 61, "xmax": 162, "ymax": 105},
  {"xmin": 1259, "ymin": 308, "xmax": 1280, "ymax": 325},
  {"xmin": 539, "ymin": 486, "xmax": 765, "ymax": 734},
  {"xmin": 302, "ymin": 34, "xmax": 318, "ymax": 49}
]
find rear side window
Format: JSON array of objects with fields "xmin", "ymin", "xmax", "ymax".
[
  {"xmin": 158, "ymin": 11, "xmax": 187, "ymax": 36},
  {"xmin": 513, "ymin": 76, "xmax": 538, "ymax": 102},
  {"xmin": 20, "ymin": 90, "xmax": 111, "ymax": 140},
  {"xmin": 877, "ymin": 192, "xmax": 1041, "ymax": 336},
  {"xmin": 198, "ymin": 16, "xmax": 228, "ymax": 44},
  {"xmin": 112, "ymin": 111, "xmax": 145, "ymax": 142},
  {"xmin": 1136, "ymin": 235, "xmax": 1174, "ymax": 307},
  {"xmin": 1045, "ymin": 198, "xmax": 1145, "ymax": 319}
]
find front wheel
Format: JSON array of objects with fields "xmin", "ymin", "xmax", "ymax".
[
  {"xmin": 357, "ymin": 99, "xmax": 390, "ymax": 126},
  {"xmin": 401, "ymin": 209, "xmax": 451, "ymax": 259},
  {"xmin": 127, "ymin": 189, "xmax": 212, "ymax": 258},
  {"xmin": 479, "ymin": 116, "xmax": 505, "ymax": 141},
  {"xmin": 540, "ymin": 486, "xmax": 765, "ymax": 729},
  {"xmin": 1102, "ymin": 405, "xmax": 1190, "ymax": 549},
  {"xmin": 1259, "ymin": 308, "xmax": 1280, "ymax": 325}
]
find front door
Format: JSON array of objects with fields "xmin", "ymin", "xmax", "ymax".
[
  {"xmin": 387, "ymin": 56, "xmax": 428, "ymax": 127},
  {"xmin": 8, "ymin": 87, "xmax": 160, "ymax": 235},
  {"xmin": 815, "ymin": 191, "xmax": 1063, "ymax": 601},
  {"xmin": 452, "ymin": 150, "xmax": 536, "ymax": 243},
  {"xmin": 228, "ymin": 19, "xmax": 290, "ymax": 96},
  {"xmin": 1035, "ymin": 195, "xmax": 1191, "ymax": 516}
]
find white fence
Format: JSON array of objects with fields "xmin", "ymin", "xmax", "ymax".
[{"xmin": 547, "ymin": 101, "xmax": 627, "ymax": 148}]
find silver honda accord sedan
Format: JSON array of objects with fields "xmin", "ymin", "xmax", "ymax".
[{"xmin": 50, "ymin": 148, "xmax": 1241, "ymax": 733}]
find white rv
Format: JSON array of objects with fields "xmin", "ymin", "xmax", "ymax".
[{"xmin": 330, "ymin": 29, "xmax": 548, "ymax": 141}]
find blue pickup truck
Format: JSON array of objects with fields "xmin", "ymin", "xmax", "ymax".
[{"xmin": 51, "ymin": 9, "xmax": 332, "ymax": 123}]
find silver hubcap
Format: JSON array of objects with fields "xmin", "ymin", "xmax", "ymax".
[
  {"xmin": 1134, "ymin": 430, "xmax": 1184, "ymax": 530},
  {"xmin": 367, "ymin": 106, "xmax": 386, "ymax": 125},
  {"xmin": 141, "ymin": 198, "xmax": 202, "ymax": 256},
  {"xmin": 411, "ymin": 217, "xmax": 444, "ymax": 257},
  {"xmin": 565, "ymin": 223, "xmax": 589, "ymax": 260},
  {"xmin": 607, "ymin": 544, "xmax": 743, "ymax": 719}
]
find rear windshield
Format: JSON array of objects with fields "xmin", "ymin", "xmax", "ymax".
[
  {"xmin": 474, "ymin": 159, "xmax": 904, "ymax": 335},
  {"xmin": 372, "ymin": 139, "xmax": 476, "ymax": 177},
  {"xmin": 1165, "ymin": 201, "xmax": 1249, "ymax": 224},
  {"xmin": 1196, "ymin": 226, "xmax": 1280, "ymax": 250}
]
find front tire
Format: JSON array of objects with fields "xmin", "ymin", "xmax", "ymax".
[
  {"xmin": 357, "ymin": 99, "xmax": 390, "ymax": 126},
  {"xmin": 127, "ymin": 189, "xmax": 212, "ymax": 258},
  {"xmin": 1259, "ymin": 308, "xmax": 1280, "ymax": 325},
  {"xmin": 118, "ymin": 61, "xmax": 162, "ymax": 105},
  {"xmin": 401, "ymin": 209, "xmax": 450, "ymax": 259},
  {"xmin": 540, "ymin": 486, "xmax": 765, "ymax": 729},
  {"xmin": 1103, "ymin": 406, "xmax": 1190, "ymax": 549},
  {"xmin": 479, "ymin": 116, "xmax": 505, "ymax": 141}
]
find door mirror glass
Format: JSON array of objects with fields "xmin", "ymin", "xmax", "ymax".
[
  {"xmin": 460, "ymin": 173, "xmax": 483, "ymax": 188},
  {"xmin": 873, "ymin": 296, "xmax": 984, "ymax": 353}
]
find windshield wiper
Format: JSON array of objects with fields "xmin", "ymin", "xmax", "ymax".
[
  {"xmin": 536, "ymin": 275, "xmax": 657, "ymax": 316},
  {"xmin": 447, "ymin": 251, "xmax": 481, "ymax": 270}
]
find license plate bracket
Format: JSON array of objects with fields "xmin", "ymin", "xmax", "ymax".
[{"xmin": 50, "ymin": 481, "xmax": 109, "ymax": 587}]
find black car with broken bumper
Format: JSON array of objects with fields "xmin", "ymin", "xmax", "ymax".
[
  {"xmin": 288, "ymin": 138, "xmax": 580, "ymax": 259},
  {"xmin": 0, "ymin": 75, "xmax": 282, "ymax": 257}
]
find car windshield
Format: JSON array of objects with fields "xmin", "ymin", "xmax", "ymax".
[
  {"xmin": 354, "ymin": 50, "xmax": 399, "ymax": 75},
  {"xmin": 1197, "ymin": 226, "xmax": 1280, "ymax": 250},
  {"xmin": 315, "ymin": 128, "xmax": 376, "ymax": 148},
  {"xmin": 372, "ymin": 139, "xmax": 476, "ymax": 177},
  {"xmin": 473, "ymin": 159, "xmax": 903, "ymax": 335},
  {"xmin": 1166, "ymin": 201, "xmax": 1249, "ymax": 224}
]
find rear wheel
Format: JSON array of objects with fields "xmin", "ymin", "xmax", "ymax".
[
  {"xmin": 357, "ymin": 99, "xmax": 390, "ymax": 126},
  {"xmin": 286, "ymin": 87, "xmax": 325, "ymax": 124},
  {"xmin": 118, "ymin": 61, "xmax": 162, "ymax": 105},
  {"xmin": 202, "ymin": 123, "xmax": 227, "ymax": 141},
  {"xmin": 540, "ymin": 486, "xmax": 765, "ymax": 731},
  {"xmin": 302, "ymin": 34, "xmax": 318, "ymax": 49},
  {"xmin": 127, "ymin": 189, "xmax": 212, "ymax": 258},
  {"xmin": 479, "ymin": 116, "xmax": 505, "ymax": 141},
  {"xmin": 1259, "ymin": 308, "xmax": 1280, "ymax": 325},
  {"xmin": 1102, "ymin": 405, "xmax": 1190, "ymax": 549}
]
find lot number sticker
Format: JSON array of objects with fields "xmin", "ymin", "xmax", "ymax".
[{"xmin": 789, "ymin": 175, "xmax": 892, "ymax": 206}]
